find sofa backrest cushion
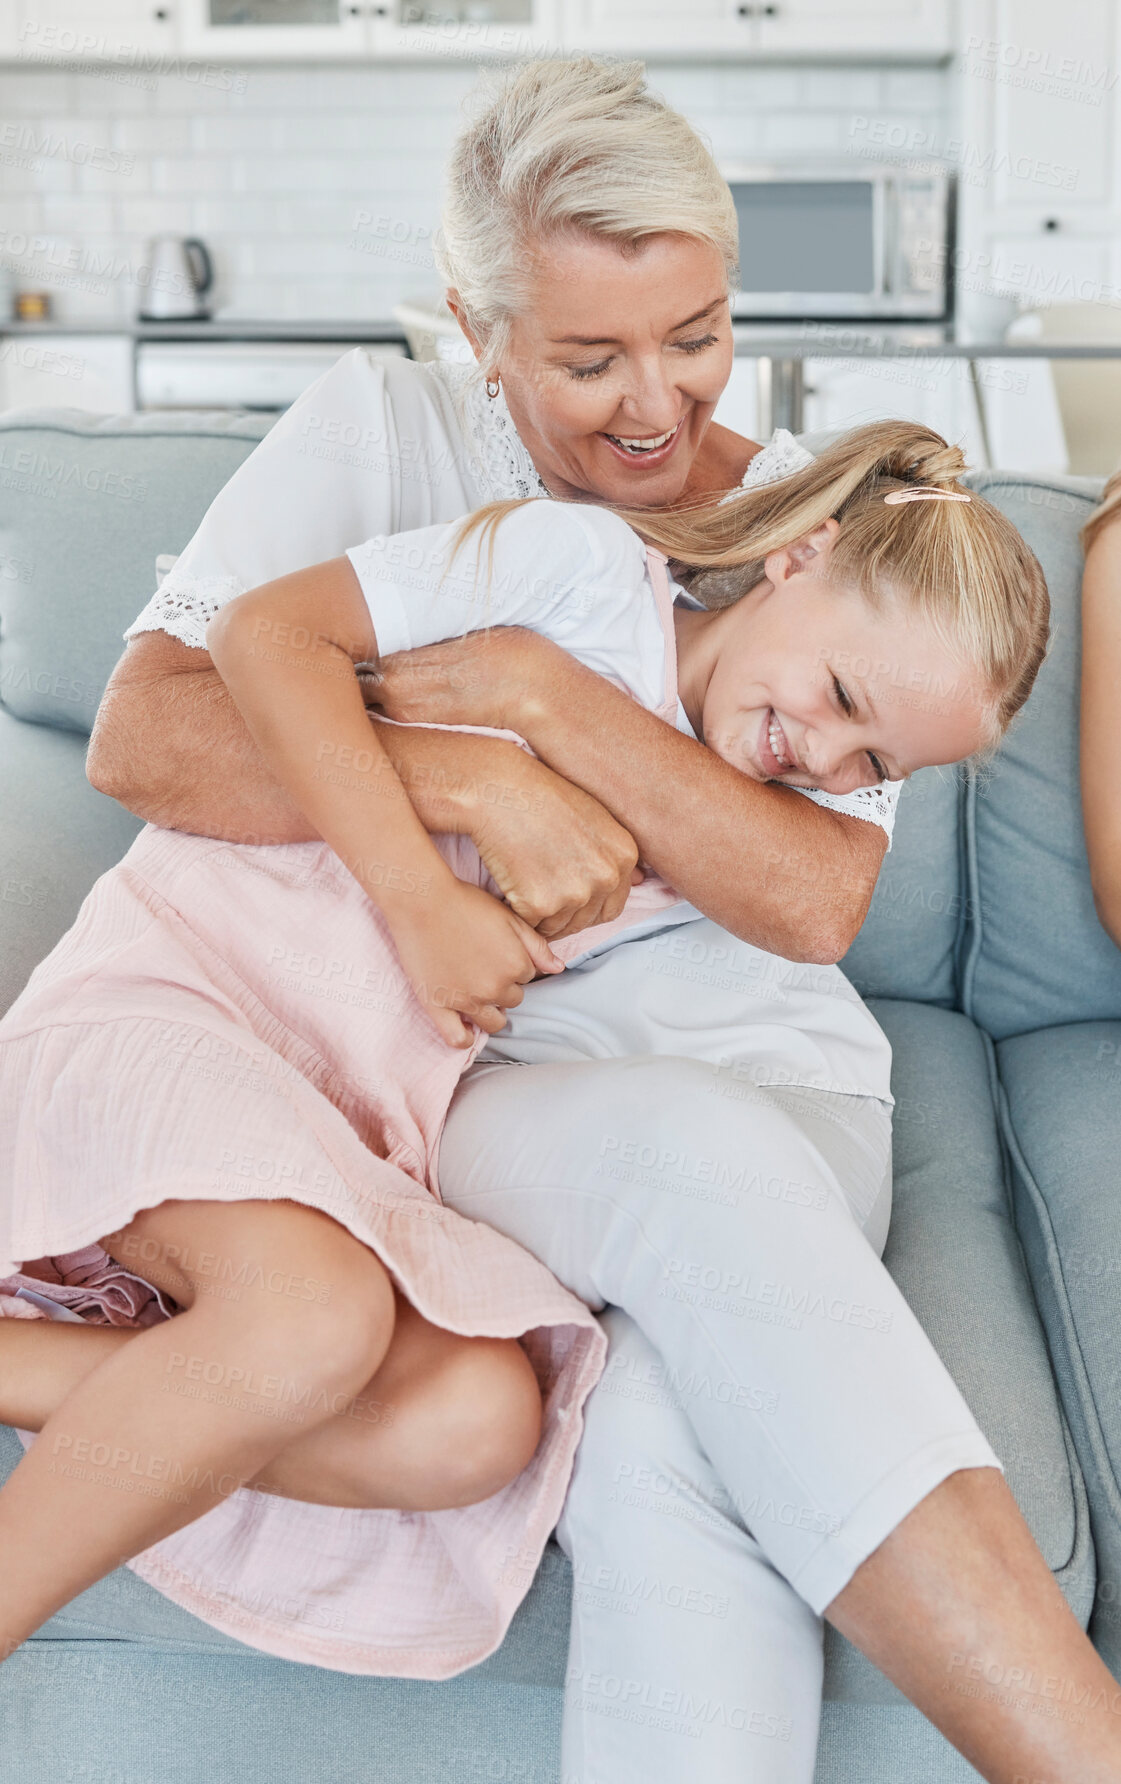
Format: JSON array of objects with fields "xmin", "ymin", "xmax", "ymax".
[
  {"xmin": 9, "ymin": 409, "xmax": 1111, "ymax": 1033},
  {"xmin": 838, "ymin": 762, "xmax": 965, "ymax": 1007},
  {"xmin": 959, "ymin": 472, "xmax": 1121, "ymax": 1039},
  {"xmin": 0, "ymin": 403, "xmax": 966, "ymax": 1011},
  {"xmin": 0, "ymin": 406, "xmax": 274, "ymax": 735}
]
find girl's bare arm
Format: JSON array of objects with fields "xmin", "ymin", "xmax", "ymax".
[
  {"xmin": 1080, "ymin": 520, "xmax": 1121, "ymax": 947},
  {"xmin": 204, "ymin": 559, "xmax": 560, "ymax": 1044}
]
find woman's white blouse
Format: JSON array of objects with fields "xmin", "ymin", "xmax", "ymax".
[{"xmin": 124, "ymin": 350, "xmax": 903, "ymax": 844}]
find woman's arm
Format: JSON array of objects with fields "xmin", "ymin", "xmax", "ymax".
[
  {"xmin": 204, "ymin": 560, "xmax": 560, "ymax": 1045},
  {"xmin": 86, "ymin": 631, "xmax": 639, "ymax": 938},
  {"xmin": 366, "ymin": 628, "xmax": 888, "ymax": 965},
  {"xmin": 1080, "ymin": 518, "xmax": 1121, "ymax": 947}
]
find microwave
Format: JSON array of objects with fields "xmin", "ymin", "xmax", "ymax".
[{"xmin": 721, "ymin": 162, "xmax": 953, "ymax": 323}]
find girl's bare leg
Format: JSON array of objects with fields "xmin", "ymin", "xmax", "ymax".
[
  {"xmin": 0, "ymin": 1294, "xmax": 543, "ymax": 1512},
  {"xmin": 255, "ymin": 1293, "xmax": 544, "ymax": 1509},
  {"xmin": 0, "ymin": 1197, "xmax": 398, "ymax": 1658},
  {"xmin": 827, "ymin": 1467, "xmax": 1121, "ymax": 1784}
]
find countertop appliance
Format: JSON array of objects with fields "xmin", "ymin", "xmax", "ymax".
[
  {"xmin": 721, "ymin": 161, "xmax": 952, "ymax": 324},
  {"xmin": 137, "ymin": 237, "xmax": 214, "ymax": 323}
]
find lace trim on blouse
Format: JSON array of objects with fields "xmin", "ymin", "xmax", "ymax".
[
  {"xmin": 125, "ymin": 571, "xmax": 248, "ymax": 653},
  {"xmin": 736, "ymin": 427, "xmax": 818, "ymax": 491},
  {"xmin": 430, "ymin": 360, "xmax": 551, "ymax": 503}
]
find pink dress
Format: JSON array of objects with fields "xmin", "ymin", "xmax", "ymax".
[{"xmin": 0, "ymin": 547, "xmax": 685, "ymax": 1677}]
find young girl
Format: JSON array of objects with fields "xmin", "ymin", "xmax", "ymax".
[{"xmin": 0, "ymin": 419, "xmax": 1047, "ymax": 1678}]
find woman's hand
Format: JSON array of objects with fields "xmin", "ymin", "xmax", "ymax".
[
  {"xmin": 362, "ymin": 627, "xmax": 562, "ymax": 734},
  {"xmin": 391, "ymin": 876, "xmax": 563, "ymax": 1049},
  {"xmin": 467, "ymin": 756, "xmax": 642, "ymax": 940},
  {"xmin": 368, "ymin": 700, "xmax": 643, "ymax": 943}
]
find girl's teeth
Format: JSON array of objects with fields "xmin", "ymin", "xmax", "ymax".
[
  {"xmin": 606, "ymin": 424, "xmax": 677, "ymax": 453},
  {"xmin": 769, "ymin": 715, "xmax": 790, "ymax": 768}
]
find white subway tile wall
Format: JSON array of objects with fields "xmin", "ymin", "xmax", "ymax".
[{"xmin": 0, "ymin": 60, "xmax": 952, "ymax": 324}]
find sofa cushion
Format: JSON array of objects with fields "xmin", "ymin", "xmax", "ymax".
[
  {"xmin": 959, "ymin": 473, "xmax": 1121, "ymax": 1039},
  {"xmin": 821, "ymin": 997, "xmax": 1094, "ymax": 1701},
  {"xmin": 0, "ymin": 406, "xmax": 273, "ymax": 735},
  {"xmin": 0, "ymin": 705, "xmax": 142, "ymax": 1016},
  {"xmin": 839, "ymin": 765, "xmax": 964, "ymax": 1009},
  {"xmin": 996, "ymin": 1019, "xmax": 1121, "ymax": 1675},
  {"xmin": 0, "ymin": 1637, "xmax": 565, "ymax": 1784},
  {"xmin": 5, "ymin": 998, "xmax": 1091, "ymax": 1708}
]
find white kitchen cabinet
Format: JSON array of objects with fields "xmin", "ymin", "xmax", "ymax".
[
  {"xmin": 562, "ymin": 0, "xmax": 951, "ymax": 57},
  {"xmin": 755, "ymin": 0, "xmax": 951, "ymax": 57},
  {"xmin": 712, "ymin": 357, "xmax": 763, "ymax": 442},
  {"xmin": 177, "ymin": 0, "xmax": 368, "ymax": 60},
  {"xmin": 801, "ymin": 354, "xmax": 988, "ymax": 466},
  {"xmin": 16, "ymin": 0, "xmax": 178, "ymax": 61},
  {"xmin": 0, "ymin": 334, "xmax": 135, "ymax": 414},
  {"xmin": 371, "ymin": 0, "xmax": 560, "ymax": 58},
  {"xmin": 562, "ymin": 0, "xmax": 754, "ymax": 56},
  {"xmin": 0, "ymin": 0, "xmax": 23, "ymax": 56},
  {"xmin": 982, "ymin": 233, "xmax": 1112, "ymax": 311},
  {"xmin": 955, "ymin": 0, "xmax": 1121, "ymax": 354},
  {"xmin": 978, "ymin": 0, "xmax": 1115, "ymax": 216}
]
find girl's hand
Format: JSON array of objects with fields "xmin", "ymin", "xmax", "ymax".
[
  {"xmin": 361, "ymin": 627, "xmax": 562, "ymax": 733},
  {"xmin": 391, "ymin": 876, "xmax": 564, "ymax": 1049}
]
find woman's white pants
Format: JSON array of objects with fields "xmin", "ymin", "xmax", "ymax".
[{"xmin": 436, "ymin": 921, "xmax": 1002, "ymax": 1783}]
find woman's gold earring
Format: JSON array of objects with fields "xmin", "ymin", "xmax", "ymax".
[{"xmin": 485, "ymin": 377, "xmax": 501, "ymax": 400}]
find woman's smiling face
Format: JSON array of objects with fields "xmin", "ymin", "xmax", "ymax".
[
  {"xmin": 449, "ymin": 231, "xmax": 734, "ymax": 507},
  {"xmin": 676, "ymin": 524, "xmax": 995, "ymax": 793}
]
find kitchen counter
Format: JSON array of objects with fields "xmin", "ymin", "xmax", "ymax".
[
  {"xmin": 6, "ymin": 316, "xmax": 1121, "ymax": 358},
  {"xmin": 6, "ymin": 317, "xmax": 1121, "ymax": 458},
  {"xmin": 729, "ymin": 325, "xmax": 1121, "ymax": 447},
  {"xmin": 0, "ymin": 318, "xmax": 407, "ymax": 342}
]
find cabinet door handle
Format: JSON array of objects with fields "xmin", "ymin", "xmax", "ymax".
[
  {"xmin": 737, "ymin": 5, "xmax": 754, "ymax": 15},
  {"xmin": 1043, "ymin": 217, "xmax": 1061, "ymax": 232}
]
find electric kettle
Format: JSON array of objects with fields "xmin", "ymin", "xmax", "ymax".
[{"xmin": 138, "ymin": 236, "xmax": 214, "ymax": 322}]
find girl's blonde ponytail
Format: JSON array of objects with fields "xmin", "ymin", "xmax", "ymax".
[
  {"xmin": 622, "ymin": 419, "xmax": 1049, "ymax": 747},
  {"xmin": 453, "ymin": 419, "xmax": 1050, "ymax": 751}
]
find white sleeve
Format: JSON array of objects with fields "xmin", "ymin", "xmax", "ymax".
[
  {"xmin": 123, "ymin": 351, "xmax": 463, "ymax": 651},
  {"xmin": 788, "ymin": 778, "xmax": 905, "ymax": 851},
  {"xmin": 346, "ymin": 500, "xmax": 656, "ymax": 683}
]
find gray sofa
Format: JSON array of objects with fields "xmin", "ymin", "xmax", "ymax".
[{"xmin": 1, "ymin": 404, "xmax": 1120, "ymax": 1784}]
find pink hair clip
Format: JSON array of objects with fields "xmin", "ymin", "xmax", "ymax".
[{"xmin": 883, "ymin": 485, "xmax": 972, "ymax": 505}]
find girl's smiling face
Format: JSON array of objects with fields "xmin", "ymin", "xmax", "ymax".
[{"xmin": 674, "ymin": 521, "xmax": 996, "ymax": 792}]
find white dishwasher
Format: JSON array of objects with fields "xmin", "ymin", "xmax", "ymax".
[{"xmin": 135, "ymin": 339, "xmax": 407, "ymax": 411}]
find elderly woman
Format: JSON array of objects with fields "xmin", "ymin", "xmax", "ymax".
[{"xmin": 83, "ymin": 57, "xmax": 1120, "ymax": 1784}]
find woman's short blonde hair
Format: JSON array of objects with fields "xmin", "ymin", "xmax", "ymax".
[{"xmin": 434, "ymin": 56, "xmax": 739, "ymax": 373}]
